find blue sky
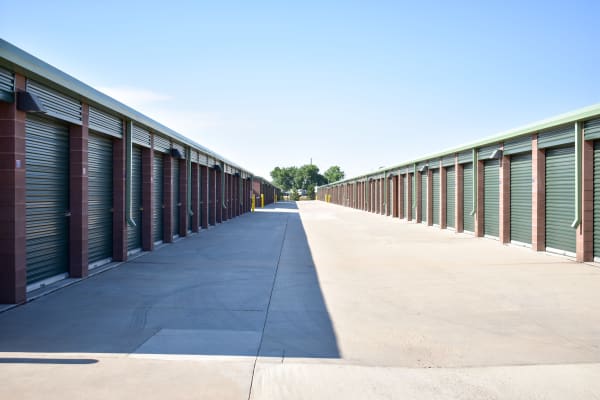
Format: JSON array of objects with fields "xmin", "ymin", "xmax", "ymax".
[{"xmin": 1, "ymin": 1, "xmax": 599, "ymax": 179}]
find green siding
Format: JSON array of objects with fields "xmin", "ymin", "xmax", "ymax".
[
  {"xmin": 432, "ymin": 169, "xmax": 440, "ymax": 225},
  {"xmin": 420, "ymin": 173, "xmax": 427, "ymax": 223},
  {"xmin": 88, "ymin": 132, "xmax": 113, "ymax": 264},
  {"xmin": 483, "ymin": 159, "xmax": 500, "ymax": 237},
  {"xmin": 545, "ymin": 146, "xmax": 576, "ymax": 253},
  {"xmin": 463, "ymin": 163, "xmax": 474, "ymax": 232},
  {"xmin": 510, "ymin": 153, "xmax": 532, "ymax": 244},
  {"xmin": 25, "ymin": 116, "xmax": 69, "ymax": 283},
  {"xmin": 152, "ymin": 152, "xmax": 163, "ymax": 242},
  {"xmin": 594, "ymin": 142, "xmax": 600, "ymax": 257},
  {"xmin": 128, "ymin": 146, "xmax": 142, "ymax": 251},
  {"xmin": 173, "ymin": 159, "xmax": 180, "ymax": 237},
  {"xmin": 446, "ymin": 167, "xmax": 455, "ymax": 228}
]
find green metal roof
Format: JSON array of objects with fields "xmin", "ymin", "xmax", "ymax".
[{"xmin": 319, "ymin": 102, "xmax": 600, "ymax": 187}]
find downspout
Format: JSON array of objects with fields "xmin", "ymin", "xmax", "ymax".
[
  {"xmin": 125, "ymin": 121, "xmax": 136, "ymax": 228},
  {"xmin": 187, "ymin": 147, "xmax": 193, "ymax": 221},
  {"xmin": 572, "ymin": 121, "xmax": 582, "ymax": 228},
  {"xmin": 412, "ymin": 163, "xmax": 417, "ymax": 210},
  {"xmin": 221, "ymin": 162, "xmax": 227, "ymax": 210},
  {"xmin": 470, "ymin": 148, "xmax": 477, "ymax": 216},
  {"xmin": 383, "ymin": 171, "xmax": 387, "ymax": 213}
]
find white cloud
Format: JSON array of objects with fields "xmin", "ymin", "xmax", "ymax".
[{"xmin": 97, "ymin": 86, "xmax": 172, "ymax": 108}]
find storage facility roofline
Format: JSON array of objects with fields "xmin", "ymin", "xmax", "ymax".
[
  {"xmin": 319, "ymin": 102, "xmax": 600, "ymax": 187},
  {"xmin": 0, "ymin": 39, "xmax": 250, "ymax": 175}
]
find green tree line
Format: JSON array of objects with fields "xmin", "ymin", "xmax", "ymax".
[{"xmin": 270, "ymin": 165, "xmax": 345, "ymax": 200}]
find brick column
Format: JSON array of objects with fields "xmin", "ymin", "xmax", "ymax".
[
  {"xmin": 163, "ymin": 156, "xmax": 173, "ymax": 242},
  {"xmin": 532, "ymin": 135, "xmax": 545, "ymax": 251},
  {"xmin": 416, "ymin": 172, "xmax": 422, "ymax": 223},
  {"xmin": 113, "ymin": 128, "xmax": 127, "ymax": 260},
  {"xmin": 209, "ymin": 168, "xmax": 215, "ymax": 225},
  {"xmin": 398, "ymin": 175, "xmax": 404, "ymax": 219},
  {"xmin": 141, "ymin": 147, "xmax": 153, "ymax": 250},
  {"xmin": 0, "ymin": 74, "xmax": 26, "ymax": 303},
  {"xmin": 499, "ymin": 152, "xmax": 510, "ymax": 244},
  {"xmin": 392, "ymin": 176, "xmax": 399, "ymax": 217},
  {"xmin": 222, "ymin": 174, "xmax": 229, "ymax": 221},
  {"xmin": 456, "ymin": 158, "xmax": 464, "ymax": 233},
  {"xmin": 427, "ymin": 168, "xmax": 433, "ymax": 226},
  {"xmin": 475, "ymin": 159, "xmax": 484, "ymax": 237},
  {"xmin": 200, "ymin": 165, "xmax": 209, "ymax": 228},
  {"xmin": 577, "ymin": 137, "xmax": 594, "ymax": 261},
  {"xmin": 191, "ymin": 163, "xmax": 199, "ymax": 233},
  {"xmin": 407, "ymin": 174, "xmax": 413, "ymax": 221},
  {"xmin": 441, "ymin": 163, "xmax": 447, "ymax": 229},
  {"xmin": 216, "ymin": 169, "xmax": 223, "ymax": 223},
  {"xmin": 178, "ymin": 159, "xmax": 187, "ymax": 237}
]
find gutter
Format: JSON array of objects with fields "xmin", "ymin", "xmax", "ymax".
[
  {"xmin": 125, "ymin": 121, "xmax": 136, "ymax": 228},
  {"xmin": 572, "ymin": 122, "xmax": 582, "ymax": 228},
  {"xmin": 471, "ymin": 149, "xmax": 477, "ymax": 216}
]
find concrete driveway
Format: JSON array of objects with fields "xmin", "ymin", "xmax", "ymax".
[{"xmin": 1, "ymin": 201, "xmax": 600, "ymax": 399}]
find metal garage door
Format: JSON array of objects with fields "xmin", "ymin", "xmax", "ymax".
[
  {"xmin": 128, "ymin": 146, "xmax": 142, "ymax": 251},
  {"xmin": 463, "ymin": 163, "xmax": 474, "ymax": 232},
  {"xmin": 25, "ymin": 116, "xmax": 69, "ymax": 283},
  {"xmin": 446, "ymin": 167, "xmax": 455, "ymax": 228},
  {"xmin": 404, "ymin": 176, "xmax": 408, "ymax": 218},
  {"xmin": 510, "ymin": 153, "xmax": 532, "ymax": 244},
  {"xmin": 88, "ymin": 132, "xmax": 113, "ymax": 265},
  {"xmin": 420, "ymin": 173, "xmax": 427, "ymax": 223},
  {"xmin": 483, "ymin": 159, "xmax": 500, "ymax": 237},
  {"xmin": 595, "ymin": 141, "xmax": 600, "ymax": 258},
  {"xmin": 432, "ymin": 169, "xmax": 440, "ymax": 225},
  {"xmin": 546, "ymin": 146, "xmax": 576, "ymax": 253},
  {"xmin": 153, "ymin": 152, "xmax": 163, "ymax": 243},
  {"xmin": 172, "ymin": 158, "xmax": 180, "ymax": 237}
]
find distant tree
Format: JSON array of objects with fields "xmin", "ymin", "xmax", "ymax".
[
  {"xmin": 270, "ymin": 163, "xmax": 332, "ymax": 199},
  {"xmin": 324, "ymin": 166, "xmax": 345, "ymax": 183},
  {"xmin": 270, "ymin": 166, "xmax": 297, "ymax": 191}
]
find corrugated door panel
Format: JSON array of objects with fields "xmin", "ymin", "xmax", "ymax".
[
  {"xmin": 153, "ymin": 153, "xmax": 164, "ymax": 242},
  {"xmin": 0, "ymin": 67, "xmax": 14, "ymax": 93},
  {"xmin": 504, "ymin": 136, "xmax": 531, "ymax": 155},
  {"xmin": 546, "ymin": 146, "xmax": 576, "ymax": 253},
  {"xmin": 446, "ymin": 167, "xmax": 455, "ymax": 228},
  {"xmin": 432, "ymin": 169, "xmax": 440, "ymax": 225},
  {"xmin": 458, "ymin": 151, "xmax": 472, "ymax": 164},
  {"xmin": 154, "ymin": 135, "xmax": 170, "ymax": 153},
  {"xmin": 26, "ymin": 116, "xmax": 69, "ymax": 283},
  {"xmin": 88, "ymin": 133, "xmax": 113, "ymax": 264},
  {"xmin": 538, "ymin": 125, "xmax": 574, "ymax": 149},
  {"xmin": 463, "ymin": 163, "xmax": 474, "ymax": 232},
  {"xmin": 510, "ymin": 153, "xmax": 532, "ymax": 244},
  {"xmin": 594, "ymin": 141, "xmax": 600, "ymax": 257},
  {"xmin": 172, "ymin": 158, "xmax": 180, "ymax": 236},
  {"xmin": 585, "ymin": 119, "xmax": 600, "ymax": 141},
  {"xmin": 89, "ymin": 107, "xmax": 122, "ymax": 138},
  {"xmin": 132, "ymin": 124, "xmax": 151, "ymax": 148},
  {"xmin": 483, "ymin": 159, "xmax": 500, "ymax": 237},
  {"xmin": 27, "ymin": 80, "xmax": 82, "ymax": 124},
  {"xmin": 420, "ymin": 173, "xmax": 427, "ymax": 223},
  {"xmin": 128, "ymin": 146, "xmax": 142, "ymax": 251}
]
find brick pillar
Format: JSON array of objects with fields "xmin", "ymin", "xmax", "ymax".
[
  {"xmin": 499, "ymin": 152, "xmax": 510, "ymax": 244},
  {"xmin": 0, "ymin": 74, "xmax": 26, "ymax": 304},
  {"xmin": 392, "ymin": 176, "xmax": 399, "ymax": 217},
  {"xmin": 113, "ymin": 130, "xmax": 127, "ymax": 260},
  {"xmin": 179, "ymin": 159, "xmax": 187, "ymax": 237},
  {"xmin": 407, "ymin": 174, "xmax": 413, "ymax": 221},
  {"xmin": 163, "ymin": 156, "xmax": 173, "ymax": 242},
  {"xmin": 381, "ymin": 179, "xmax": 385, "ymax": 215},
  {"xmin": 191, "ymin": 163, "xmax": 199, "ymax": 233},
  {"xmin": 475, "ymin": 159, "xmax": 484, "ymax": 237},
  {"xmin": 222, "ymin": 174, "xmax": 228, "ymax": 221},
  {"xmin": 141, "ymin": 147, "xmax": 153, "ymax": 250},
  {"xmin": 427, "ymin": 169, "xmax": 433, "ymax": 226},
  {"xmin": 398, "ymin": 175, "xmax": 404, "ymax": 219},
  {"xmin": 216, "ymin": 169, "xmax": 222, "ymax": 223},
  {"xmin": 441, "ymin": 163, "xmax": 447, "ymax": 229},
  {"xmin": 577, "ymin": 137, "xmax": 594, "ymax": 261},
  {"xmin": 532, "ymin": 135, "xmax": 545, "ymax": 251},
  {"xmin": 456, "ymin": 158, "xmax": 464, "ymax": 233},
  {"xmin": 200, "ymin": 165, "xmax": 209, "ymax": 228},
  {"xmin": 416, "ymin": 172, "xmax": 422, "ymax": 223}
]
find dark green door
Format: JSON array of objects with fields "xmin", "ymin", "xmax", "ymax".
[
  {"xmin": 88, "ymin": 132, "xmax": 113, "ymax": 264},
  {"xmin": 172, "ymin": 158, "xmax": 180, "ymax": 237},
  {"xmin": 446, "ymin": 166, "xmax": 455, "ymax": 228},
  {"xmin": 420, "ymin": 173, "xmax": 427, "ymax": 223},
  {"xmin": 510, "ymin": 153, "xmax": 532, "ymax": 244},
  {"xmin": 128, "ymin": 145, "xmax": 142, "ymax": 251},
  {"xmin": 463, "ymin": 163, "xmax": 474, "ymax": 232},
  {"xmin": 25, "ymin": 116, "xmax": 69, "ymax": 283},
  {"xmin": 432, "ymin": 169, "xmax": 440, "ymax": 225},
  {"xmin": 153, "ymin": 152, "xmax": 163, "ymax": 243},
  {"xmin": 483, "ymin": 159, "xmax": 500, "ymax": 237},
  {"xmin": 546, "ymin": 146, "xmax": 576, "ymax": 253}
]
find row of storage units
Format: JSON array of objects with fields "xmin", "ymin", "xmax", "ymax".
[
  {"xmin": 318, "ymin": 107, "xmax": 600, "ymax": 264},
  {"xmin": 0, "ymin": 40, "xmax": 279, "ymax": 304}
]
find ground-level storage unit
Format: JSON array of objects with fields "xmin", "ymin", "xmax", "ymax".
[
  {"xmin": 152, "ymin": 152, "xmax": 164, "ymax": 243},
  {"xmin": 88, "ymin": 132, "xmax": 114, "ymax": 265},
  {"xmin": 483, "ymin": 159, "xmax": 500, "ymax": 237},
  {"xmin": 403, "ymin": 175, "xmax": 408, "ymax": 219},
  {"xmin": 446, "ymin": 166, "xmax": 455, "ymax": 228},
  {"xmin": 432, "ymin": 168, "xmax": 440, "ymax": 225},
  {"xmin": 25, "ymin": 116, "xmax": 70, "ymax": 284},
  {"xmin": 595, "ymin": 141, "xmax": 600, "ymax": 259},
  {"xmin": 462, "ymin": 163, "xmax": 474, "ymax": 232},
  {"xmin": 420, "ymin": 173, "xmax": 427, "ymax": 223},
  {"xmin": 509, "ymin": 153, "xmax": 532, "ymax": 244},
  {"xmin": 128, "ymin": 145, "xmax": 143, "ymax": 252}
]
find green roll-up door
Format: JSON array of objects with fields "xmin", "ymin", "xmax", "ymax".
[
  {"xmin": 88, "ymin": 132, "xmax": 113, "ymax": 264},
  {"xmin": 25, "ymin": 116, "xmax": 69, "ymax": 283},
  {"xmin": 463, "ymin": 163, "xmax": 474, "ymax": 232},
  {"xmin": 172, "ymin": 158, "xmax": 180, "ymax": 237},
  {"xmin": 432, "ymin": 169, "xmax": 440, "ymax": 225},
  {"xmin": 403, "ymin": 176, "xmax": 408, "ymax": 218},
  {"xmin": 153, "ymin": 152, "xmax": 164, "ymax": 243},
  {"xmin": 420, "ymin": 173, "xmax": 427, "ymax": 223},
  {"xmin": 546, "ymin": 146, "xmax": 576, "ymax": 253},
  {"xmin": 510, "ymin": 153, "xmax": 532, "ymax": 244},
  {"xmin": 446, "ymin": 166, "xmax": 455, "ymax": 228},
  {"xmin": 594, "ymin": 141, "xmax": 600, "ymax": 257},
  {"xmin": 128, "ymin": 146, "xmax": 142, "ymax": 251},
  {"xmin": 483, "ymin": 159, "xmax": 500, "ymax": 237}
]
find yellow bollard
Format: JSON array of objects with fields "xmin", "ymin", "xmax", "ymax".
[
  {"xmin": 261, "ymin": 194, "xmax": 265, "ymax": 208},
  {"xmin": 275, "ymin": 194, "xmax": 278, "ymax": 203},
  {"xmin": 251, "ymin": 196, "xmax": 255, "ymax": 212}
]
